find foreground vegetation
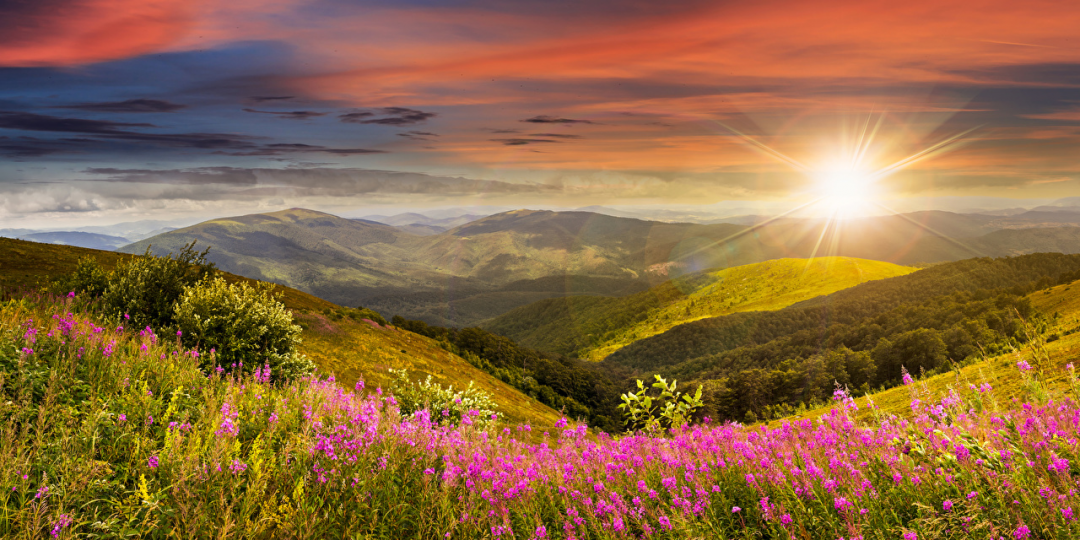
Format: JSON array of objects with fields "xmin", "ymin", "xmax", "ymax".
[{"xmin": 3, "ymin": 290, "xmax": 1080, "ymax": 539}]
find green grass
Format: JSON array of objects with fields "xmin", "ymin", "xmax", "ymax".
[
  {"xmin": 486, "ymin": 257, "xmax": 915, "ymax": 359},
  {"xmin": 0, "ymin": 237, "xmax": 562, "ymax": 429}
]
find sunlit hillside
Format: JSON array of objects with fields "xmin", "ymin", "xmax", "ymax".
[
  {"xmin": 0, "ymin": 237, "xmax": 562, "ymax": 428},
  {"xmin": 485, "ymin": 257, "xmax": 916, "ymax": 359}
]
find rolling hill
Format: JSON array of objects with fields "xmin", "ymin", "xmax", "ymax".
[
  {"xmin": 0, "ymin": 237, "xmax": 562, "ymax": 428},
  {"xmin": 602, "ymin": 253, "xmax": 1080, "ymax": 376},
  {"xmin": 483, "ymin": 257, "xmax": 917, "ymax": 360},
  {"xmin": 122, "ymin": 207, "xmax": 1080, "ymax": 325}
]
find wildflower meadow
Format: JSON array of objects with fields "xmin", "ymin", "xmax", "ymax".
[{"xmin": 2, "ymin": 291, "xmax": 1079, "ymax": 539}]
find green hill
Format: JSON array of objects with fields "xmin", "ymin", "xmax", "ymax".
[
  {"xmin": 596, "ymin": 253, "xmax": 1080, "ymax": 422},
  {"xmin": 484, "ymin": 257, "xmax": 916, "ymax": 360},
  {"xmin": 0, "ymin": 237, "xmax": 562, "ymax": 428}
]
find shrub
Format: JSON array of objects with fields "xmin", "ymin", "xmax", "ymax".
[
  {"xmin": 173, "ymin": 276, "xmax": 310, "ymax": 381},
  {"xmin": 54, "ymin": 256, "xmax": 110, "ymax": 297},
  {"xmin": 618, "ymin": 374, "xmax": 703, "ymax": 432},
  {"xmin": 101, "ymin": 242, "xmax": 214, "ymax": 330},
  {"xmin": 388, "ymin": 368, "xmax": 497, "ymax": 427}
]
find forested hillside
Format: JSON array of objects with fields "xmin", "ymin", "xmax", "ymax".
[
  {"xmin": 484, "ymin": 257, "xmax": 915, "ymax": 359},
  {"xmin": 603, "ymin": 253, "xmax": 1080, "ymax": 421}
]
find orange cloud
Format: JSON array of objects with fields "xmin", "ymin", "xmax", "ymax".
[{"xmin": 0, "ymin": 0, "xmax": 212, "ymax": 66}]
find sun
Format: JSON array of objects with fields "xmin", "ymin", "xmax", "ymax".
[
  {"xmin": 812, "ymin": 167, "xmax": 876, "ymax": 220},
  {"xmin": 813, "ymin": 166, "xmax": 878, "ymax": 219}
]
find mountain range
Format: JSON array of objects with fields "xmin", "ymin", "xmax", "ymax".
[{"xmin": 114, "ymin": 207, "xmax": 1080, "ymax": 326}]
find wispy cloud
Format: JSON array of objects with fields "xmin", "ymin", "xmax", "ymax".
[
  {"xmin": 491, "ymin": 138, "xmax": 564, "ymax": 146},
  {"xmin": 57, "ymin": 99, "xmax": 187, "ymax": 113},
  {"xmin": 344, "ymin": 107, "xmax": 437, "ymax": 126},
  {"xmin": 242, "ymin": 108, "xmax": 328, "ymax": 120},
  {"xmin": 521, "ymin": 115, "xmax": 595, "ymax": 124}
]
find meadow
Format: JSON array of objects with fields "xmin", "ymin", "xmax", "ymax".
[{"xmin": 2, "ymin": 288, "xmax": 1079, "ymax": 539}]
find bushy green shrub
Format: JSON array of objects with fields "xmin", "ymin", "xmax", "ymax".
[
  {"xmin": 173, "ymin": 276, "xmax": 311, "ymax": 381},
  {"xmin": 101, "ymin": 242, "xmax": 214, "ymax": 330},
  {"xmin": 54, "ymin": 256, "xmax": 110, "ymax": 297},
  {"xmin": 388, "ymin": 368, "xmax": 497, "ymax": 427}
]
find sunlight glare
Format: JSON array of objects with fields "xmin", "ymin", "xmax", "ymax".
[{"xmin": 814, "ymin": 166, "xmax": 877, "ymax": 219}]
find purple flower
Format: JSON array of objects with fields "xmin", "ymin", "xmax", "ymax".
[
  {"xmin": 657, "ymin": 515, "xmax": 672, "ymax": 530},
  {"xmin": 533, "ymin": 525, "xmax": 547, "ymax": 539},
  {"xmin": 903, "ymin": 533, "xmax": 917, "ymax": 540},
  {"xmin": 1017, "ymin": 360, "xmax": 1032, "ymax": 372},
  {"xmin": 148, "ymin": 456, "xmax": 159, "ymax": 469},
  {"xmin": 50, "ymin": 514, "xmax": 72, "ymax": 538},
  {"xmin": 943, "ymin": 500, "xmax": 953, "ymax": 512},
  {"xmin": 732, "ymin": 506, "xmax": 741, "ymax": 513},
  {"xmin": 1014, "ymin": 525, "xmax": 1030, "ymax": 539}
]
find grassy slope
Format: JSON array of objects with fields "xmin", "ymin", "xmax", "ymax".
[
  {"xmin": 582, "ymin": 257, "xmax": 916, "ymax": 361},
  {"xmin": 0, "ymin": 237, "xmax": 561, "ymax": 427},
  {"xmin": 785, "ymin": 277, "xmax": 1080, "ymax": 424},
  {"xmin": 485, "ymin": 257, "xmax": 915, "ymax": 360}
]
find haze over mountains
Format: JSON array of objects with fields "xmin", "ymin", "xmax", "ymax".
[{"xmin": 107, "ymin": 205, "xmax": 1080, "ymax": 327}]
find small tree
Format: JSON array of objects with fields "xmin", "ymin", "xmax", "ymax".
[
  {"xmin": 102, "ymin": 242, "xmax": 214, "ymax": 331},
  {"xmin": 173, "ymin": 276, "xmax": 311, "ymax": 381},
  {"xmin": 618, "ymin": 374, "xmax": 703, "ymax": 433}
]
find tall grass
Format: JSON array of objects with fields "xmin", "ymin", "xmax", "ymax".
[{"xmin": 1, "ymin": 292, "xmax": 1078, "ymax": 539}]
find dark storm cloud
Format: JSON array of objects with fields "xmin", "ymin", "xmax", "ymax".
[
  {"xmin": 56, "ymin": 99, "xmax": 187, "ymax": 113},
  {"xmin": 521, "ymin": 115, "xmax": 595, "ymax": 124},
  {"xmin": 340, "ymin": 107, "xmax": 436, "ymax": 126},
  {"xmin": 491, "ymin": 138, "xmax": 562, "ymax": 146},
  {"xmin": 242, "ymin": 108, "xmax": 328, "ymax": 120}
]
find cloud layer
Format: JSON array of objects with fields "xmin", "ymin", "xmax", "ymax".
[{"xmin": 1, "ymin": 0, "xmax": 1080, "ymax": 225}]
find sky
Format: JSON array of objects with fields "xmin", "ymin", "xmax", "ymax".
[{"xmin": 2, "ymin": 0, "xmax": 1080, "ymax": 227}]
